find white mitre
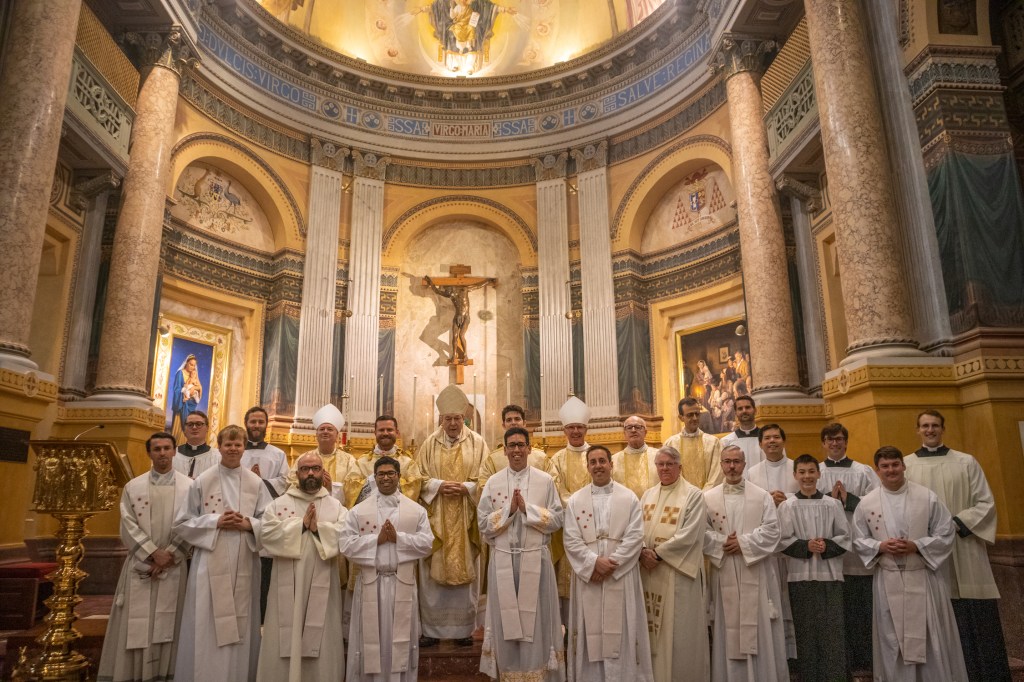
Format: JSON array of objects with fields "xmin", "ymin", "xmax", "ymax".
[
  {"xmin": 558, "ymin": 396, "xmax": 591, "ymax": 426},
  {"xmin": 312, "ymin": 403, "xmax": 345, "ymax": 431},
  {"xmin": 437, "ymin": 384, "xmax": 470, "ymax": 415}
]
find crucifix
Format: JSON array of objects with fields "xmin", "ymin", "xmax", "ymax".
[{"xmin": 422, "ymin": 264, "xmax": 497, "ymax": 384}]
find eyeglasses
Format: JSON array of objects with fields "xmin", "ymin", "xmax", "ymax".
[
  {"xmin": 298, "ymin": 465, "xmax": 323, "ymax": 473},
  {"xmin": 624, "ymin": 425, "xmax": 646, "ymax": 431},
  {"xmin": 721, "ymin": 459, "xmax": 744, "ymax": 466},
  {"xmin": 185, "ymin": 422, "xmax": 207, "ymax": 428},
  {"xmin": 505, "ymin": 442, "xmax": 530, "ymax": 450},
  {"xmin": 824, "ymin": 436, "xmax": 847, "ymax": 443},
  {"xmin": 375, "ymin": 470, "xmax": 399, "ymax": 478}
]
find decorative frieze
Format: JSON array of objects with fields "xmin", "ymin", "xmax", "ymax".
[
  {"xmin": 765, "ymin": 62, "xmax": 817, "ymax": 159},
  {"xmin": 310, "ymin": 137, "xmax": 349, "ymax": 172},
  {"xmin": 532, "ymin": 152, "xmax": 568, "ymax": 182},
  {"xmin": 66, "ymin": 49, "xmax": 135, "ymax": 161}
]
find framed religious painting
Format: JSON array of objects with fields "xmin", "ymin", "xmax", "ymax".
[
  {"xmin": 151, "ymin": 316, "xmax": 231, "ymax": 443},
  {"xmin": 675, "ymin": 317, "xmax": 752, "ymax": 434}
]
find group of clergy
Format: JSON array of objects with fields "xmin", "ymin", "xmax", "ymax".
[{"xmin": 96, "ymin": 386, "xmax": 1010, "ymax": 682}]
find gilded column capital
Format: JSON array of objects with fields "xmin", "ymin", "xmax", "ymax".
[
  {"xmin": 570, "ymin": 141, "xmax": 608, "ymax": 173},
  {"xmin": 776, "ymin": 175, "xmax": 822, "ymax": 213},
  {"xmin": 711, "ymin": 34, "xmax": 777, "ymax": 79},
  {"xmin": 121, "ymin": 25, "xmax": 199, "ymax": 78},
  {"xmin": 311, "ymin": 138, "xmax": 350, "ymax": 172},
  {"xmin": 532, "ymin": 151, "xmax": 568, "ymax": 181},
  {"xmin": 352, "ymin": 149, "xmax": 390, "ymax": 180}
]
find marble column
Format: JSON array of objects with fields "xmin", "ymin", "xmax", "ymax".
[
  {"xmin": 0, "ymin": 0, "xmax": 82, "ymax": 372},
  {"xmin": 92, "ymin": 28, "xmax": 196, "ymax": 404},
  {"xmin": 862, "ymin": 0, "xmax": 952, "ymax": 351},
  {"xmin": 715, "ymin": 36, "xmax": 804, "ymax": 398},
  {"xmin": 61, "ymin": 173, "xmax": 121, "ymax": 399},
  {"xmin": 533, "ymin": 153, "xmax": 573, "ymax": 428},
  {"xmin": 572, "ymin": 142, "xmax": 620, "ymax": 420},
  {"xmin": 777, "ymin": 176, "xmax": 827, "ymax": 395},
  {"xmin": 803, "ymin": 0, "xmax": 921, "ymax": 360},
  {"xmin": 292, "ymin": 141, "xmax": 347, "ymax": 427},
  {"xmin": 343, "ymin": 150, "xmax": 388, "ymax": 427}
]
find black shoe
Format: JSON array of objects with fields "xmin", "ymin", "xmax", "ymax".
[
  {"xmin": 419, "ymin": 636, "xmax": 439, "ymax": 648},
  {"xmin": 454, "ymin": 637, "xmax": 475, "ymax": 647}
]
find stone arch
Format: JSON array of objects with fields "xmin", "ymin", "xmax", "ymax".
[
  {"xmin": 170, "ymin": 133, "xmax": 305, "ymax": 250},
  {"xmin": 611, "ymin": 135, "xmax": 733, "ymax": 253},
  {"xmin": 383, "ymin": 195, "xmax": 537, "ymax": 265}
]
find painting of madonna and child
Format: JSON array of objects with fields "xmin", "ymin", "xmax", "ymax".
[
  {"xmin": 163, "ymin": 338, "xmax": 214, "ymax": 443},
  {"xmin": 677, "ymin": 320, "xmax": 752, "ymax": 435}
]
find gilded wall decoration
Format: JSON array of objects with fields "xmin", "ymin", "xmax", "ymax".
[
  {"xmin": 641, "ymin": 165, "xmax": 735, "ymax": 253},
  {"xmin": 256, "ymin": 0, "xmax": 667, "ymax": 78},
  {"xmin": 172, "ymin": 162, "xmax": 276, "ymax": 252},
  {"xmin": 151, "ymin": 316, "xmax": 231, "ymax": 440}
]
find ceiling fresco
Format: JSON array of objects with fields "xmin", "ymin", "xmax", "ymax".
[{"xmin": 256, "ymin": 0, "xmax": 668, "ymax": 78}]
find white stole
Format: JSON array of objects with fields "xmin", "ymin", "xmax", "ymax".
[
  {"xmin": 488, "ymin": 468, "xmax": 545, "ymax": 642},
  {"xmin": 270, "ymin": 491, "xmax": 338, "ymax": 657},
  {"xmin": 705, "ymin": 485, "xmax": 765, "ymax": 659},
  {"xmin": 573, "ymin": 484, "xmax": 632, "ymax": 662},
  {"xmin": 123, "ymin": 473, "xmax": 190, "ymax": 649},
  {"xmin": 356, "ymin": 494, "xmax": 420, "ymax": 674},
  {"xmin": 200, "ymin": 466, "xmax": 261, "ymax": 647},
  {"xmin": 861, "ymin": 484, "xmax": 930, "ymax": 664}
]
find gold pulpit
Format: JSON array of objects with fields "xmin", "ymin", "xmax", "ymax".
[{"xmin": 13, "ymin": 440, "xmax": 130, "ymax": 681}]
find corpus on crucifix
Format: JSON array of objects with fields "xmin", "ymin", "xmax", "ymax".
[{"xmin": 422, "ymin": 264, "xmax": 496, "ymax": 383}]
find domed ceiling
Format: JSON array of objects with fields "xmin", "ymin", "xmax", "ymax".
[{"xmin": 255, "ymin": 0, "xmax": 668, "ymax": 78}]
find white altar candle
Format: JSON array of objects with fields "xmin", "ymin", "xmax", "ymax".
[
  {"xmin": 411, "ymin": 375, "xmax": 418, "ymax": 444},
  {"xmin": 472, "ymin": 372, "xmax": 478, "ymax": 431}
]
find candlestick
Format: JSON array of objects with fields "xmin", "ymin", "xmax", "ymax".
[
  {"xmin": 411, "ymin": 375, "xmax": 418, "ymax": 445},
  {"xmin": 506, "ymin": 371, "xmax": 511, "ymax": 405},
  {"xmin": 377, "ymin": 374, "xmax": 384, "ymax": 415},
  {"xmin": 472, "ymin": 372, "xmax": 478, "ymax": 432}
]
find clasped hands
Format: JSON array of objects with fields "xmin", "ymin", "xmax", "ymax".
[
  {"xmin": 879, "ymin": 537, "xmax": 918, "ymax": 556},
  {"xmin": 377, "ymin": 519, "xmax": 398, "ymax": 545},
  {"xmin": 303, "ymin": 503, "xmax": 318, "ymax": 534},
  {"xmin": 216, "ymin": 509, "xmax": 253, "ymax": 533},
  {"xmin": 146, "ymin": 547, "xmax": 176, "ymax": 578},
  {"xmin": 440, "ymin": 480, "xmax": 468, "ymax": 497},
  {"xmin": 639, "ymin": 547, "xmax": 660, "ymax": 570},
  {"xmin": 589, "ymin": 555, "xmax": 619, "ymax": 583},
  {"xmin": 508, "ymin": 489, "xmax": 526, "ymax": 514}
]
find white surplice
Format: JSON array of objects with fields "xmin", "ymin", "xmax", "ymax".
[
  {"xmin": 639, "ymin": 478, "xmax": 709, "ymax": 682},
  {"xmin": 340, "ymin": 490, "xmax": 434, "ymax": 681},
  {"xmin": 564, "ymin": 481, "xmax": 653, "ymax": 682},
  {"xmin": 719, "ymin": 430, "xmax": 765, "ymax": 469},
  {"xmin": 904, "ymin": 449, "xmax": 1000, "ymax": 599},
  {"xmin": 478, "ymin": 466, "xmax": 565, "ymax": 681},
  {"xmin": 852, "ymin": 481, "xmax": 968, "ymax": 682},
  {"xmin": 704, "ymin": 481, "xmax": 788, "ymax": 682},
  {"xmin": 98, "ymin": 469, "xmax": 192, "ymax": 682},
  {"xmin": 744, "ymin": 456, "xmax": 799, "ymax": 659},
  {"xmin": 256, "ymin": 485, "xmax": 347, "ymax": 682},
  {"xmin": 173, "ymin": 464, "xmax": 272, "ymax": 682},
  {"xmin": 173, "ymin": 444, "xmax": 220, "ymax": 479},
  {"xmin": 817, "ymin": 457, "xmax": 879, "ymax": 577}
]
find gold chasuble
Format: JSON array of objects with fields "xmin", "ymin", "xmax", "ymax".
[
  {"xmin": 417, "ymin": 425, "xmax": 487, "ymax": 585},
  {"xmin": 612, "ymin": 445, "xmax": 659, "ymax": 498},
  {"xmin": 663, "ymin": 430, "xmax": 723, "ymax": 490}
]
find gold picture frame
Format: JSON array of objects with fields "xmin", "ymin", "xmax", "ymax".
[{"xmin": 151, "ymin": 315, "xmax": 231, "ymax": 441}]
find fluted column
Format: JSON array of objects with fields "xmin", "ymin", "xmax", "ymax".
[
  {"xmin": 534, "ymin": 153, "xmax": 573, "ymax": 429},
  {"xmin": 862, "ymin": 0, "xmax": 952, "ymax": 351},
  {"xmin": 92, "ymin": 28, "xmax": 196, "ymax": 404},
  {"xmin": 293, "ymin": 140, "xmax": 347, "ymax": 427},
  {"xmin": 0, "ymin": 0, "xmax": 82, "ymax": 372},
  {"xmin": 803, "ymin": 0, "xmax": 921, "ymax": 360},
  {"xmin": 343, "ymin": 150, "xmax": 388, "ymax": 426},
  {"xmin": 778, "ymin": 176, "xmax": 828, "ymax": 395},
  {"xmin": 62, "ymin": 173, "xmax": 120, "ymax": 399},
  {"xmin": 715, "ymin": 36, "xmax": 804, "ymax": 398},
  {"xmin": 572, "ymin": 142, "xmax": 619, "ymax": 420}
]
